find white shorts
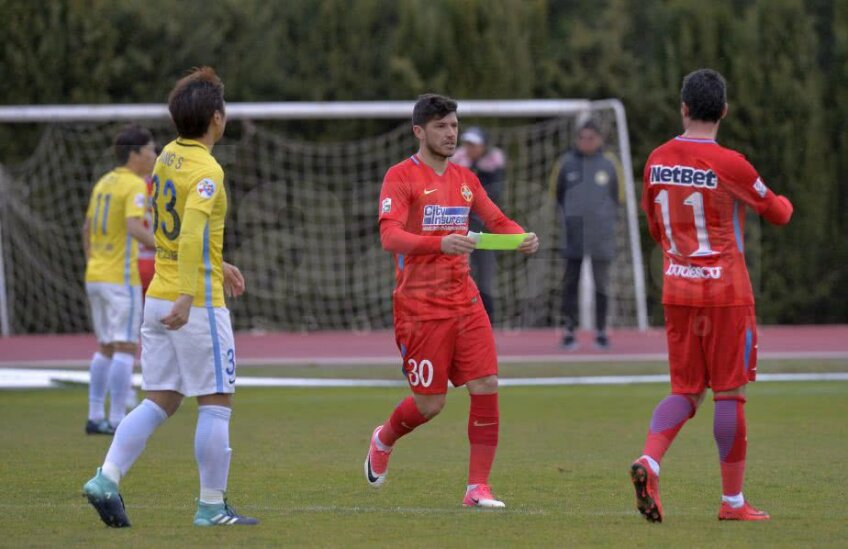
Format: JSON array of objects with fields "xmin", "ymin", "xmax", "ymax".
[
  {"xmin": 86, "ymin": 282, "xmax": 143, "ymax": 344},
  {"xmin": 140, "ymin": 297, "xmax": 236, "ymax": 397}
]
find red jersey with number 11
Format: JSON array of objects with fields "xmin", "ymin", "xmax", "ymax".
[
  {"xmin": 642, "ymin": 136, "xmax": 793, "ymax": 307},
  {"xmin": 379, "ymin": 154, "xmax": 523, "ymax": 320}
]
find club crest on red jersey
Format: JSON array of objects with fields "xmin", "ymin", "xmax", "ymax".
[{"xmin": 461, "ymin": 184, "xmax": 473, "ymax": 202}]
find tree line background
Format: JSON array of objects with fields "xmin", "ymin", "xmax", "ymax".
[{"xmin": 1, "ymin": 0, "xmax": 845, "ymax": 324}]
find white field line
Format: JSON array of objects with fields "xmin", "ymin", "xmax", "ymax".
[
  {"xmin": 1, "ymin": 368, "xmax": 848, "ymax": 390},
  {"xmin": 2, "ymin": 350, "xmax": 847, "ymax": 369}
]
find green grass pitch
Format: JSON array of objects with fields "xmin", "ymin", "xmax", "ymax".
[{"xmin": 1, "ymin": 363, "xmax": 846, "ymax": 547}]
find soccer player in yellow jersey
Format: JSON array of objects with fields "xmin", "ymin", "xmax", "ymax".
[
  {"xmin": 84, "ymin": 67, "xmax": 257, "ymax": 528},
  {"xmin": 83, "ymin": 124, "xmax": 156, "ymax": 435}
]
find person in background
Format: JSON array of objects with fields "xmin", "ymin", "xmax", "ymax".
[
  {"xmin": 82, "ymin": 124, "xmax": 156, "ymax": 435},
  {"xmin": 553, "ymin": 120, "xmax": 620, "ymax": 350},
  {"xmin": 451, "ymin": 126, "xmax": 506, "ymax": 323}
]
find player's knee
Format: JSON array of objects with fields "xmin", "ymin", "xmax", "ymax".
[
  {"xmin": 467, "ymin": 375, "xmax": 498, "ymax": 395},
  {"xmin": 113, "ymin": 342, "xmax": 137, "ymax": 355},
  {"xmin": 414, "ymin": 395, "xmax": 446, "ymax": 419},
  {"xmin": 672, "ymin": 391, "xmax": 705, "ymax": 414},
  {"xmin": 197, "ymin": 393, "xmax": 233, "ymax": 408},
  {"xmin": 713, "ymin": 386, "xmax": 746, "ymax": 402},
  {"xmin": 146, "ymin": 391, "xmax": 183, "ymax": 417}
]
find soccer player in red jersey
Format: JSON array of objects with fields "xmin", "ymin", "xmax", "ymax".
[
  {"xmin": 630, "ymin": 69, "xmax": 793, "ymax": 523},
  {"xmin": 364, "ymin": 94, "xmax": 539, "ymax": 508}
]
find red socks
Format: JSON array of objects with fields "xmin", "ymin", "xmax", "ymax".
[
  {"xmin": 468, "ymin": 393, "xmax": 499, "ymax": 485},
  {"xmin": 643, "ymin": 394, "xmax": 696, "ymax": 463},
  {"xmin": 377, "ymin": 393, "xmax": 500, "ymax": 486},
  {"xmin": 714, "ymin": 395, "xmax": 747, "ymax": 496},
  {"xmin": 378, "ymin": 396, "xmax": 428, "ymax": 447}
]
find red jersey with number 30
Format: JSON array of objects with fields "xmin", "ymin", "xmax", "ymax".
[
  {"xmin": 379, "ymin": 154, "xmax": 523, "ymax": 320},
  {"xmin": 642, "ymin": 136, "xmax": 793, "ymax": 307}
]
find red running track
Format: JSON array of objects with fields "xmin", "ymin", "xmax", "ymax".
[{"xmin": 1, "ymin": 325, "xmax": 846, "ymax": 367}]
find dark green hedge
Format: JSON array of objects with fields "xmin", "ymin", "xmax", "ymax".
[{"xmin": 1, "ymin": 0, "xmax": 845, "ymax": 322}]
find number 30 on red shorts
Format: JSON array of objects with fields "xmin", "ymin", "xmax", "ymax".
[{"xmin": 394, "ymin": 307, "xmax": 498, "ymax": 395}]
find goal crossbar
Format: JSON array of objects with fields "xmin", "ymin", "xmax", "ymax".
[{"xmin": 0, "ymin": 100, "xmax": 597, "ymax": 122}]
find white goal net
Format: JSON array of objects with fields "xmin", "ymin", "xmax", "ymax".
[{"xmin": 0, "ymin": 100, "xmax": 647, "ymax": 335}]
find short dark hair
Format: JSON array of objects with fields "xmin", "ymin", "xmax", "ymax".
[
  {"xmin": 113, "ymin": 124, "xmax": 153, "ymax": 165},
  {"xmin": 412, "ymin": 94, "xmax": 457, "ymax": 127},
  {"xmin": 681, "ymin": 68, "xmax": 727, "ymax": 122},
  {"xmin": 168, "ymin": 66, "xmax": 225, "ymax": 138},
  {"xmin": 577, "ymin": 119, "xmax": 601, "ymax": 136}
]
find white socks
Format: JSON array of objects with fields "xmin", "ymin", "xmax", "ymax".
[
  {"xmin": 88, "ymin": 352, "xmax": 111, "ymax": 421},
  {"xmin": 103, "ymin": 399, "xmax": 168, "ymax": 484},
  {"xmin": 99, "ymin": 400, "xmax": 233, "ymax": 505},
  {"xmin": 108, "ymin": 352, "xmax": 134, "ymax": 426},
  {"xmin": 374, "ymin": 431, "xmax": 392, "ymax": 453},
  {"xmin": 640, "ymin": 455, "xmax": 661, "ymax": 476},
  {"xmin": 722, "ymin": 492, "xmax": 745, "ymax": 508},
  {"xmin": 195, "ymin": 405, "xmax": 232, "ymax": 505}
]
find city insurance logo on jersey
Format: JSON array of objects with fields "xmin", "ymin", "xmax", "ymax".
[{"xmin": 422, "ymin": 205, "xmax": 471, "ymax": 231}]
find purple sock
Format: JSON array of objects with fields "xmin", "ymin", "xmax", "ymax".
[
  {"xmin": 642, "ymin": 394, "xmax": 694, "ymax": 462},
  {"xmin": 714, "ymin": 396, "xmax": 747, "ymax": 495}
]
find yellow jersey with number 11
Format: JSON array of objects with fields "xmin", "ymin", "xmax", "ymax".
[
  {"xmin": 84, "ymin": 167, "xmax": 148, "ymax": 285},
  {"xmin": 146, "ymin": 138, "xmax": 227, "ymax": 307}
]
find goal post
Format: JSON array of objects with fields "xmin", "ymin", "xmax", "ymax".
[{"xmin": 0, "ymin": 99, "xmax": 648, "ymax": 336}]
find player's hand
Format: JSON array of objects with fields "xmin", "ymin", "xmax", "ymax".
[
  {"xmin": 441, "ymin": 234, "xmax": 477, "ymax": 255},
  {"xmin": 161, "ymin": 294, "xmax": 193, "ymax": 331},
  {"xmin": 223, "ymin": 261, "xmax": 246, "ymax": 298},
  {"xmin": 517, "ymin": 232, "xmax": 539, "ymax": 255}
]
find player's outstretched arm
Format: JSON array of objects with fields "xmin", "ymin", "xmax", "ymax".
[
  {"xmin": 126, "ymin": 216, "xmax": 155, "ymax": 249},
  {"xmin": 379, "ymin": 219, "xmax": 444, "ymax": 255},
  {"xmin": 516, "ymin": 232, "xmax": 539, "ymax": 255},
  {"xmin": 761, "ymin": 194, "xmax": 793, "ymax": 226},
  {"xmin": 441, "ymin": 233, "xmax": 477, "ymax": 255},
  {"xmin": 723, "ymin": 158, "xmax": 793, "ymax": 226},
  {"xmin": 471, "ymin": 183, "xmax": 523, "ymax": 234}
]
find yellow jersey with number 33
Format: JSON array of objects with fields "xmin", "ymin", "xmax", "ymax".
[
  {"xmin": 84, "ymin": 167, "xmax": 148, "ymax": 285},
  {"xmin": 146, "ymin": 138, "xmax": 227, "ymax": 307}
]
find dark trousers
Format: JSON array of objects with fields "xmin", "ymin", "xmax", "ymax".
[
  {"xmin": 471, "ymin": 249, "xmax": 497, "ymax": 323},
  {"xmin": 562, "ymin": 257, "xmax": 610, "ymax": 333}
]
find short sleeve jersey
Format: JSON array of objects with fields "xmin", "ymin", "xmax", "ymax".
[
  {"xmin": 84, "ymin": 167, "xmax": 148, "ymax": 285},
  {"xmin": 642, "ymin": 136, "xmax": 779, "ymax": 306},
  {"xmin": 146, "ymin": 138, "xmax": 227, "ymax": 307},
  {"xmin": 379, "ymin": 155, "xmax": 490, "ymax": 320}
]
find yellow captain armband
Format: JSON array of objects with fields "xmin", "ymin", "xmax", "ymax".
[{"xmin": 177, "ymin": 208, "xmax": 209, "ymax": 296}]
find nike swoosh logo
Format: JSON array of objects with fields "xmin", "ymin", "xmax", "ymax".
[
  {"xmin": 424, "ymin": 189, "xmax": 438, "ymax": 195},
  {"xmin": 473, "ymin": 420, "xmax": 498, "ymax": 427},
  {"xmin": 366, "ymin": 455, "xmax": 380, "ymax": 483},
  {"xmin": 400, "ymin": 421, "xmax": 411, "ymax": 429}
]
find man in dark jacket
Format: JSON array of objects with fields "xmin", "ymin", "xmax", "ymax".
[
  {"xmin": 554, "ymin": 120, "xmax": 620, "ymax": 349},
  {"xmin": 452, "ymin": 126, "xmax": 506, "ymax": 323}
]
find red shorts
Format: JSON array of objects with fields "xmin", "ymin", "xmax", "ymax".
[
  {"xmin": 664, "ymin": 305, "xmax": 758, "ymax": 394},
  {"xmin": 394, "ymin": 304, "xmax": 497, "ymax": 394},
  {"xmin": 138, "ymin": 258, "xmax": 155, "ymax": 295}
]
